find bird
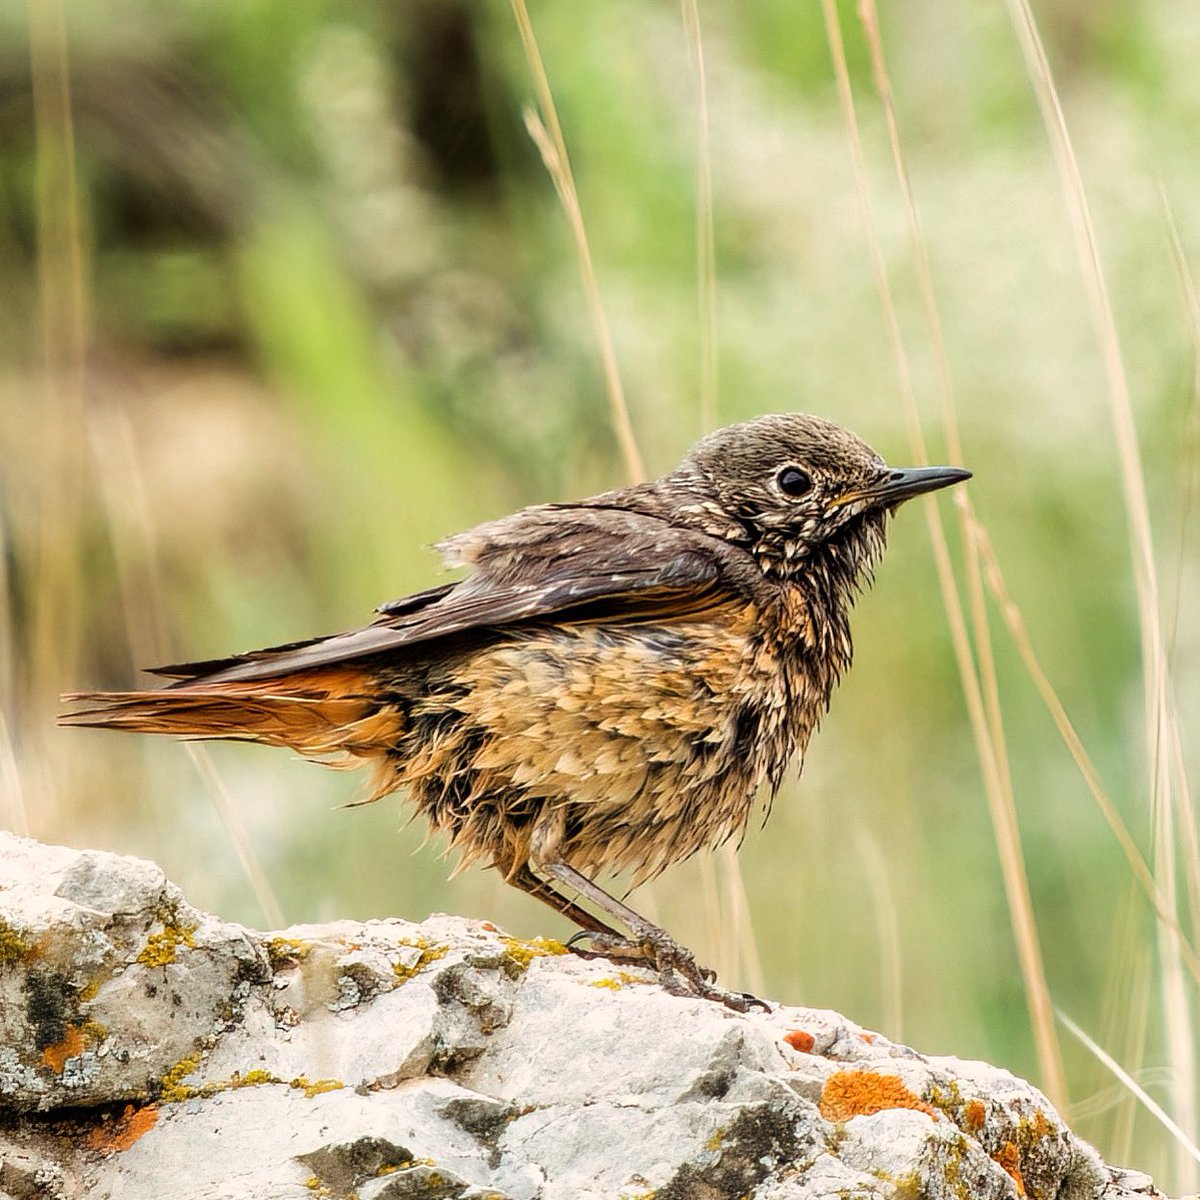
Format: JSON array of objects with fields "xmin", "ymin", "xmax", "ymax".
[{"xmin": 60, "ymin": 413, "xmax": 970, "ymax": 1010}]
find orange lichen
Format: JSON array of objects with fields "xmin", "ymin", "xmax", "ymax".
[
  {"xmin": 1027, "ymin": 1110, "xmax": 1054, "ymax": 1140},
  {"xmin": 818, "ymin": 1070, "xmax": 940, "ymax": 1123},
  {"xmin": 784, "ymin": 1029, "xmax": 816, "ymax": 1053},
  {"xmin": 993, "ymin": 1141, "xmax": 1027, "ymax": 1195},
  {"xmin": 85, "ymin": 1103, "xmax": 160, "ymax": 1153},
  {"xmin": 963, "ymin": 1099, "xmax": 987, "ymax": 1133},
  {"xmin": 41, "ymin": 1024, "xmax": 86, "ymax": 1074}
]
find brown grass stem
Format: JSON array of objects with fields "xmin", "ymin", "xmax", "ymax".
[
  {"xmin": 972, "ymin": 522, "xmax": 1200, "ymax": 984},
  {"xmin": 510, "ymin": 1, "xmax": 765, "ymax": 989},
  {"xmin": 856, "ymin": 0, "xmax": 959, "ymax": 462},
  {"xmin": 1002, "ymin": 2, "xmax": 1196, "ymax": 1175},
  {"xmin": 822, "ymin": 0, "xmax": 1069, "ymax": 1111},
  {"xmin": 1161, "ymin": 194, "xmax": 1200, "ymax": 946},
  {"xmin": 0, "ymin": 709, "xmax": 29, "ymax": 836},
  {"xmin": 855, "ymin": 828, "xmax": 904, "ymax": 1040},
  {"xmin": 509, "ymin": 0, "xmax": 645, "ymax": 486},
  {"xmin": 855, "ymin": 3, "xmax": 1018, "ymax": 830},
  {"xmin": 854, "ymin": 12, "xmax": 1038, "ymax": 1033},
  {"xmin": 185, "ymin": 745, "xmax": 286, "ymax": 930},
  {"xmin": 679, "ymin": 0, "xmax": 761, "ymax": 990},
  {"xmin": 1058, "ymin": 1009, "xmax": 1200, "ymax": 1167},
  {"xmin": 681, "ymin": 0, "xmax": 719, "ymax": 434},
  {"xmin": 718, "ymin": 842, "xmax": 766, "ymax": 998},
  {"xmin": 28, "ymin": 0, "xmax": 89, "ymax": 831}
]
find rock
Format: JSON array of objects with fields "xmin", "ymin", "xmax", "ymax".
[{"xmin": 0, "ymin": 832, "xmax": 1173, "ymax": 1200}]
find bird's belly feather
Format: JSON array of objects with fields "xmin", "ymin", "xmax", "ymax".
[{"xmin": 391, "ymin": 610, "xmax": 807, "ymax": 879}]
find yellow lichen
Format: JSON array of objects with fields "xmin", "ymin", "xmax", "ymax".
[
  {"xmin": 938, "ymin": 1133, "xmax": 974, "ymax": 1200},
  {"xmin": 160, "ymin": 1061, "xmax": 313, "ymax": 1104},
  {"xmin": 136, "ymin": 922, "xmax": 197, "ymax": 968},
  {"xmin": 159, "ymin": 1054, "xmax": 201, "ymax": 1102},
  {"xmin": 237, "ymin": 1069, "xmax": 278, "ymax": 1088},
  {"xmin": 0, "ymin": 921, "xmax": 32, "ymax": 965},
  {"xmin": 589, "ymin": 977, "xmax": 622, "ymax": 990},
  {"xmin": 888, "ymin": 1170, "xmax": 923, "ymax": 1200},
  {"xmin": 391, "ymin": 938, "xmax": 450, "ymax": 983},
  {"xmin": 818, "ymin": 1071, "xmax": 940, "ymax": 1123},
  {"xmin": 926, "ymin": 1079, "xmax": 964, "ymax": 1117},
  {"xmin": 704, "ymin": 1127, "xmax": 726, "ymax": 1152},
  {"xmin": 499, "ymin": 936, "xmax": 567, "ymax": 975},
  {"xmin": 289, "ymin": 1075, "xmax": 344, "ymax": 1098},
  {"xmin": 267, "ymin": 937, "xmax": 312, "ymax": 969}
]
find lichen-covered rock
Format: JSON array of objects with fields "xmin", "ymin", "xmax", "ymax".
[{"xmin": 0, "ymin": 832, "xmax": 1172, "ymax": 1200}]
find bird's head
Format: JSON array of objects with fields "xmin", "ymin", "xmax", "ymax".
[{"xmin": 681, "ymin": 413, "xmax": 970, "ymax": 583}]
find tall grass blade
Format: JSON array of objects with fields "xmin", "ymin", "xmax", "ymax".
[
  {"xmin": 972, "ymin": 522, "xmax": 1200, "ymax": 979},
  {"xmin": 28, "ymin": 0, "xmax": 89, "ymax": 831},
  {"xmin": 1059, "ymin": 1009, "xmax": 1200, "ymax": 1168},
  {"xmin": 681, "ymin": 0, "xmax": 718, "ymax": 434},
  {"xmin": 509, "ymin": 0, "xmax": 645, "ymax": 486},
  {"xmin": 185, "ymin": 745, "xmax": 286, "ymax": 930},
  {"xmin": 1003, "ymin": 4, "xmax": 1196, "ymax": 1174},
  {"xmin": 822, "ymin": 0, "xmax": 1069, "ymax": 1111}
]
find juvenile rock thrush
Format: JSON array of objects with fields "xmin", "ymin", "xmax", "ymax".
[{"xmin": 61, "ymin": 413, "xmax": 970, "ymax": 1009}]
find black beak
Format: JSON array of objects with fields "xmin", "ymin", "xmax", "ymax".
[
  {"xmin": 831, "ymin": 465, "xmax": 972, "ymax": 512},
  {"xmin": 873, "ymin": 465, "xmax": 972, "ymax": 506}
]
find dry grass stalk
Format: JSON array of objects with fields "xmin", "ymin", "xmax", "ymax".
[
  {"xmin": 1059, "ymin": 1008, "xmax": 1200, "ymax": 1168},
  {"xmin": 681, "ymin": 0, "xmax": 719, "ymax": 435},
  {"xmin": 28, "ymin": 0, "xmax": 89, "ymax": 834},
  {"xmin": 185, "ymin": 746, "xmax": 286, "ymax": 930},
  {"xmin": 508, "ymin": 0, "xmax": 645, "ymax": 486},
  {"xmin": 1003, "ymin": 1, "xmax": 1197, "ymax": 1177},
  {"xmin": 823, "ymin": 0, "xmax": 1069, "ymax": 1111}
]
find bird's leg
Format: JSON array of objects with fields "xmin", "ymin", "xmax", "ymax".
[
  {"xmin": 538, "ymin": 859, "xmax": 769, "ymax": 1013},
  {"xmin": 506, "ymin": 864, "xmax": 626, "ymax": 940},
  {"xmin": 506, "ymin": 865, "xmax": 666, "ymax": 967}
]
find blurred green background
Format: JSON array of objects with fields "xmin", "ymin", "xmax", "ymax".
[{"xmin": 1, "ymin": 0, "xmax": 1198, "ymax": 1189}]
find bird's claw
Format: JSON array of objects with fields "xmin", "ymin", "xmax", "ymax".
[{"xmin": 567, "ymin": 928, "xmax": 771, "ymax": 1013}]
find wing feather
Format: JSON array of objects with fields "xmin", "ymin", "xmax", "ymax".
[{"xmin": 155, "ymin": 508, "xmax": 746, "ymax": 688}]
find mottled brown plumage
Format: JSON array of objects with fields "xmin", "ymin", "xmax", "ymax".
[{"xmin": 60, "ymin": 413, "xmax": 969, "ymax": 1009}]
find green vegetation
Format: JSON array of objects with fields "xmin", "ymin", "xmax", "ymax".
[{"xmin": 1, "ymin": 1, "xmax": 1197, "ymax": 1190}]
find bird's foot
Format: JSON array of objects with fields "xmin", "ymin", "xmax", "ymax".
[{"xmin": 567, "ymin": 928, "xmax": 770, "ymax": 1014}]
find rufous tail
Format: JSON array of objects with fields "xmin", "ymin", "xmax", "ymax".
[{"xmin": 58, "ymin": 667, "xmax": 405, "ymax": 764}]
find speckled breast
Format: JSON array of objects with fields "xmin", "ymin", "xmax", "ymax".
[{"xmin": 400, "ymin": 603, "xmax": 813, "ymax": 881}]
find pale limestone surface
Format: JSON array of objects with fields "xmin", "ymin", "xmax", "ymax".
[{"xmin": 0, "ymin": 832, "xmax": 1170, "ymax": 1200}]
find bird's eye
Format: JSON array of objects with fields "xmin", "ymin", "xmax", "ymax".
[{"xmin": 776, "ymin": 466, "xmax": 813, "ymax": 498}]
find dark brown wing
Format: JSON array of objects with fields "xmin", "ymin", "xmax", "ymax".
[
  {"xmin": 149, "ymin": 584, "xmax": 456, "ymax": 680},
  {"xmin": 152, "ymin": 506, "xmax": 748, "ymax": 688}
]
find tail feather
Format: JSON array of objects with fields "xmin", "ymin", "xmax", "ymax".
[{"xmin": 58, "ymin": 667, "xmax": 406, "ymax": 763}]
